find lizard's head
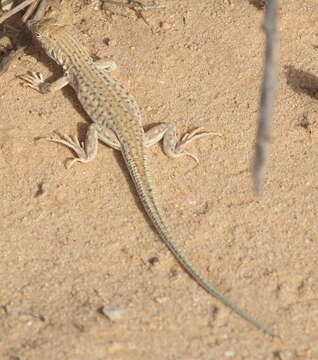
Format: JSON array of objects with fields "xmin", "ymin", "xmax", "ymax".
[
  {"xmin": 27, "ymin": 18, "xmax": 71, "ymax": 68},
  {"xmin": 27, "ymin": 18, "xmax": 68, "ymax": 40}
]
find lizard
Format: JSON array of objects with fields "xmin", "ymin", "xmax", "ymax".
[{"xmin": 22, "ymin": 18, "xmax": 276, "ymax": 336}]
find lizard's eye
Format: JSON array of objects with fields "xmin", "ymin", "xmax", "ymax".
[{"xmin": 34, "ymin": 32, "xmax": 41, "ymax": 38}]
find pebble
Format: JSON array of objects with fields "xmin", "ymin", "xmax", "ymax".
[{"xmin": 101, "ymin": 305, "xmax": 125, "ymax": 321}]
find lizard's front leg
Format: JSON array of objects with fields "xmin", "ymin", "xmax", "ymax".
[{"xmin": 20, "ymin": 59, "xmax": 117, "ymax": 93}]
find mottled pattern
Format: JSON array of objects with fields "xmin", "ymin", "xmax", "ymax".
[{"xmin": 25, "ymin": 18, "xmax": 275, "ymax": 336}]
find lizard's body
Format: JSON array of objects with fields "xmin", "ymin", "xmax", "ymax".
[{"xmin": 23, "ymin": 18, "xmax": 275, "ymax": 336}]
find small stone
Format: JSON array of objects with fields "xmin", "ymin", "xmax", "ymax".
[
  {"xmin": 108, "ymin": 39, "xmax": 117, "ymax": 47},
  {"xmin": 224, "ymin": 350, "xmax": 235, "ymax": 357},
  {"xmin": 160, "ymin": 22, "xmax": 171, "ymax": 31},
  {"xmin": 35, "ymin": 182, "xmax": 49, "ymax": 198},
  {"xmin": 108, "ymin": 342, "xmax": 123, "ymax": 353},
  {"xmin": 279, "ymin": 350, "xmax": 296, "ymax": 360},
  {"xmin": 101, "ymin": 305, "xmax": 125, "ymax": 321},
  {"xmin": 149, "ymin": 257, "xmax": 159, "ymax": 265},
  {"xmin": 155, "ymin": 296, "xmax": 168, "ymax": 304}
]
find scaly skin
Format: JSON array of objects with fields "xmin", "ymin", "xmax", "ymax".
[{"xmin": 23, "ymin": 18, "xmax": 277, "ymax": 336}]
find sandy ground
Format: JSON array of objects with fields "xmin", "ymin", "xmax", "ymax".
[{"xmin": 0, "ymin": 0, "xmax": 317, "ymax": 359}]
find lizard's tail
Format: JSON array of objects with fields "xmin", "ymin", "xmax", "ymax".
[{"xmin": 122, "ymin": 147, "xmax": 277, "ymax": 337}]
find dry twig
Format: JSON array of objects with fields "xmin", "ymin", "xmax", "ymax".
[
  {"xmin": 0, "ymin": 0, "xmax": 51, "ymax": 75},
  {"xmin": 252, "ymin": 0, "xmax": 278, "ymax": 195},
  {"xmin": 0, "ymin": 0, "xmax": 35, "ymax": 24}
]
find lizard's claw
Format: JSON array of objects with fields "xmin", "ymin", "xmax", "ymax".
[
  {"xmin": 180, "ymin": 127, "xmax": 222, "ymax": 144},
  {"xmin": 20, "ymin": 72, "xmax": 45, "ymax": 91},
  {"xmin": 38, "ymin": 132, "xmax": 88, "ymax": 168},
  {"xmin": 175, "ymin": 127, "xmax": 222, "ymax": 165}
]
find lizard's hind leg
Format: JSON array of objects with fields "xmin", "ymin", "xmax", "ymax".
[{"xmin": 143, "ymin": 123, "xmax": 221, "ymax": 164}]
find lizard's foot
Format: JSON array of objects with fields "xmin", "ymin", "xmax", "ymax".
[
  {"xmin": 144, "ymin": 123, "xmax": 221, "ymax": 165},
  {"xmin": 179, "ymin": 127, "xmax": 221, "ymax": 144},
  {"xmin": 21, "ymin": 72, "xmax": 70, "ymax": 94},
  {"xmin": 38, "ymin": 133, "xmax": 91, "ymax": 168},
  {"xmin": 38, "ymin": 124, "xmax": 99, "ymax": 168},
  {"xmin": 175, "ymin": 127, "xmax": 222, "ymax": 164},
  {"xmin": 20, "ymin": 72, "xmax": 46, "ymax": 92}
]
